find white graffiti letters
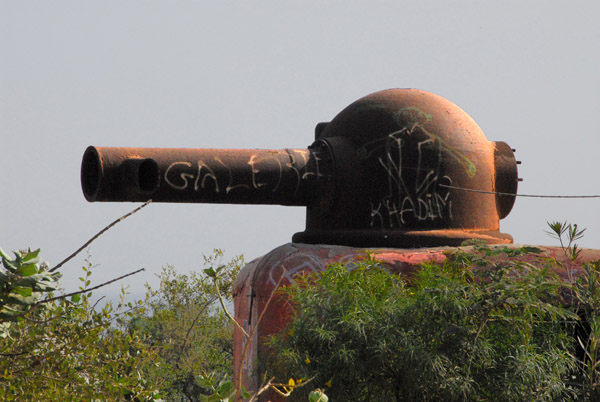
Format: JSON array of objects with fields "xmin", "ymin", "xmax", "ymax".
[
  {"xmin": 163, "ymin": 150, "xmax": 325, "ymax": 196},
  {"xmin": 369, "ymin": 128, "xmax": 453, "ymax": 228},
  {"xmin": 164, "ymin": 161, "xmax": 194, "ymax": 190}
]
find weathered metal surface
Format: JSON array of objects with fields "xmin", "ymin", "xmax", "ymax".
[
  {"xmin": 493, "ymin": 141, "xmax": 519, "ymax": 219},
  {"xmin": 81, "ymin": 88, "xmax": 519, "ymax": 248},
  {"xmin": 81, "ymin": 146, "xmax": 327, "ymax": 206},
  {"xmin": 233, "ymin": 243, "xmax": 600, "ymax": 401},
  {"xmin": 294, "ymin": 89, "xmax": 517, "ymax": 246}
]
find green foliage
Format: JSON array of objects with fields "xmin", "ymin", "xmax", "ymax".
[
  {"xmin": 547, "ymin": 221, "xmax": 600, "ymax": 399},
  {"xmin": 196, "ymin": 373, "xmax": 237, "ymax": 402},
  {"xmin": 0, "ymin": 256, "xmax": 162, "ymax": 401},
  {"xmin": 0, "ymin": 248, "xmax": 61, "ymax": 335},
  {"xmin": 272, "ymin": 245, "xmax": 578, "ymax": 402},
  {"xmin": 132, "ymin": 250, "xmax": 243, "ymax": 402},
  {"xmin": 546, "ymin": 221, "xmax": 586, "ymax": 262},
  {"xmin": 10, "ymin": 214, "xmax": 600, "ymax": 402},
  {"xmin": 0, "ymin": 243, "xmax": 243, "ymax": 402},
  {"xmin": 571, "ymin": 260, "xmax": 600, "ymax": 399},
  {"xmin": 0, "ymin": 245, "xmax": 244, "ymax": 402},
  {"xmin": 308, "ymin": 388, "xmax": 328, "ymax": 402}
]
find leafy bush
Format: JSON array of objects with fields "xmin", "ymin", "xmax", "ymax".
[
  {"xmin": 0, "ymin": 255, "xmax": 162, "ymax": 401},
  {"xmin": 547, "ymin": 221, "xmax": 600, "ymax": 399},
  {"xmin": 272, "ymin": 245, "xmax": 578, "ymax": 402},
  {"xmin": 0, "ymin": 248, "xmax": 244, "ymax": 402},
  {"xmin": 0, "ymin": 248, "xmax": 61, "ymax": 336},
  {"xmin": 0, "ymin": 239, "xmax": 245, "ymax": 402},
  {"xmin": 131, "ymin": 250, "xmax": 243, "ymax": 402}
]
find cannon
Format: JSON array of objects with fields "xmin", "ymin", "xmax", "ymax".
[{"xmin": 81, "ymin": 88, "xmax": 519, "ymax": 247}]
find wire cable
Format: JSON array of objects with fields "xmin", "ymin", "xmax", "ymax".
[{"xmin": 439, "ymin": 184, "xmax": 600, "ymax": 199}]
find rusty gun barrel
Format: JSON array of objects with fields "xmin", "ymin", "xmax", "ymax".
[{"xmin": 81, "ymin": 146, "xmax": 330, "ymax": 205}]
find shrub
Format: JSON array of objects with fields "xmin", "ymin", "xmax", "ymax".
[
  {"xmin": 132, "ymin": 250, "xmax": 243, "ymax": 402},
  {"xmin": 0, "ymin": 254, "xmax": 161, "ymax": 401},
  {"xmin": 271, "ymin": 245, "xmax": 577, "ymax": 402}
]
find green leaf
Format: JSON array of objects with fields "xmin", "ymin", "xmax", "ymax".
[
  {"xmin": 6, "ymin": 293, "xmax": 38, "ymax": 306},
  {"xmin": 522, "ymin": 246, "xmax": 542, "ymax": 254},
  {"xmin": 240, "ymin": 386, "xmax": 252, "ymax": 399},
  {"xmin": 17, "ymin": 273, "xmax": 60, "ymax": 290},
  {"xmin": 204, "ymin": 394, "xmax": 225, "ymax": 402},
  {"xmin": 17, "ymin": 263, "xmax": 38, "ymax": 277},
  {"xmin": 0, "ymin": 247, "xmax": 10, "ymax": 261},
  {"xmin": 216, "ymin": 380, "xmax": 234, "ymax": 398},
  {"xmin": 13, "ymin": 287, "xmax": 33, "ymax": 297},
  {"xmin": 204, "ymin": 268, "xmax": 217, "ymax": 279},
  {"xmin": 71, "ymin": 294, "xmax": 81, "ymax": 303},
  {"xmin": 0, "ymin": 306, "xmax": 25, "ymax": 319},
  {"xmin": 309, "ymin": 389, "xmax": 329, "ymax": 402},
  {"xmin": 1, "ymin": 256, "xmax": 17, "ymax": 273},
  {"xmin": 21, "ymin": 249, "xmax": 41, "ymax": 262}
]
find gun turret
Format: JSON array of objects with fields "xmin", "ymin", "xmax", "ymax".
[{"xmin": 81, "ymin": 88, "xmax": 519, "ymax": 247}]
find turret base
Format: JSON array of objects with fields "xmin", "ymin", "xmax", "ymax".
[{"xmin": 292, "ymin": 228, "xmax": 513, "ymax": 248}]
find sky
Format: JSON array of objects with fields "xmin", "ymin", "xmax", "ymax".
[{"xmin": 1, "ymin": 1, "xmax": 599, "ymax": 300}]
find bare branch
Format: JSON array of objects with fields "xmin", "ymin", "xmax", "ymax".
[
  {"xmin": 50, "ymin": 200, "xmax": 152, "ymax": 272},
  {"xmin": 248, "ymin": 378, "xmax": 276, "ymax": 402},
  {"xmin": 215, "ymin": 277, "xmax": 249, "ymax": 338},
  {"xmin": 34, "ymin": 268, "xmax": 145, "ymax": 306}
]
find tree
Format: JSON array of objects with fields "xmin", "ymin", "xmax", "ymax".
[
  {"xmin": 0, "ymin": 202, "xmax": 176, "ymax": 400},
  {"xmin": 0, "ymin": 254, "xmax": 163, "ymax": 401},
  {"xmin": 131, "ymin": 250, "xmax": 243, "ymax": 402}
]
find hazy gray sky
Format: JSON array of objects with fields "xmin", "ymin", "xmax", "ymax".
[{"xmin": 2, "ymin": 1, "xmax": 599, "ymax": 299}]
